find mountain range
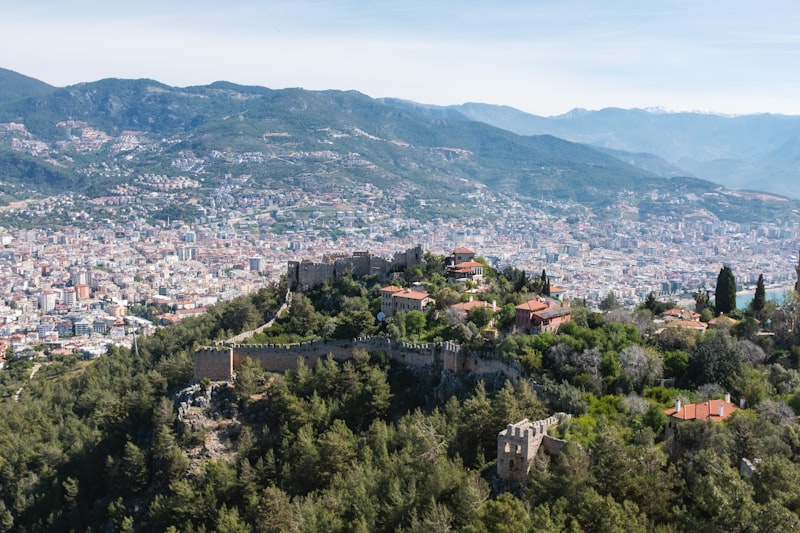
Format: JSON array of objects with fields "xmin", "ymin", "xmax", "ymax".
[
  {"xmin": 0, "ymin": 67, "xmax": 797, "ymax": 225},
  {"xmin": 415, "ymin": 101, "xmax": 800, "ymax": 199}
]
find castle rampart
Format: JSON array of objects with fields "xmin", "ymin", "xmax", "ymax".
[
  {"xmin": 194, "ymin": 347, "xmax": 235, "ymax": 381},
  {"xmin": 193, "ymin": 336, "xmax": 523, "ymax": 384}
]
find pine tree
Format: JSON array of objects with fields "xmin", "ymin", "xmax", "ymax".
[
  {"xmin": 715, "ymin": 266, "xmax": 737, "ymax": 315},
  {"xmin": 751, "ymin": 273, "xmax": 766, "ymax": 318}
]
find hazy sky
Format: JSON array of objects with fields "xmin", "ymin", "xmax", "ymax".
[{"xmin": 2, "ymin": 0, "xmax": 799, "ymax": 116}]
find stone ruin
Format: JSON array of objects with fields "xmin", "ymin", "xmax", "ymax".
[{"xmin": 497, "ymin": 415, "xmax": 569, "ymax": 482}]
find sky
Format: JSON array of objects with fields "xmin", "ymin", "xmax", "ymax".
[{"xmin": 2, "ymin": 0, "xmax": 799, "ymax": 116}]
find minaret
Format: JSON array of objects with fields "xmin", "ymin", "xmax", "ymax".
[{"xmin": 796, "ymin": 250, "xmax": 800, "ymax": 294}]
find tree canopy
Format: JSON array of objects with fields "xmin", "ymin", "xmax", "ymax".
[{"xmin": 5, "ymin": 259, "xmax": 800, "ymax": 531}]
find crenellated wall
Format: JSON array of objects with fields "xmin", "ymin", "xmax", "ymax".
[
  {"xmin": 461, "ymin": 353, "xmax": 523, "ymax": 382},
  {"xmin": 193, "ymin": 336, "xmax": 523, "ymax": 383},
  {"xmin": 229, "ymin": 338, "xmax": 395, "ymax": 372},
  {"xmin": 287, "ymin": 245, "xmax": 423, "ymax": 290}
]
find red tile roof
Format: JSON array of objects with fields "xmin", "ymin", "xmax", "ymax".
[
  {"xmin": 664, "ymin": 399, "xmax": 738, "ymax": 422},
  {"xmin": 452, "ymin": 247, "xmax": 475, "ymax": 254},
  {"xmin": 515, "ymin": 299, "xmax": 549, "ymax": 312},
  {"xmin": 380, "ymin": 285, "xmax": 403, "ymax": 293},
  {"xmin": 662, "ymin": 308, "xmax": 702, "ymax": 321},
  {"xmin": 450, "ymin": 300, "xmax": 497, "ymax": 312},
  {"xmin": 394, "ymin": 290, "xmax": 430, "ymax": 301},
  {"xmin": 709, "ymin": 315, "xmax": 738, "ymax": 327}
]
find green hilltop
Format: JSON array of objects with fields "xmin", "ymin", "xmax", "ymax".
[{"xmin": 4, "ymin": 253, "xmax": 800, "ymax": 530}]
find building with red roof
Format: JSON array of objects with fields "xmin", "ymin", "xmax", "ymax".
[
  {"xmin": 448, "ymin": 299, "xmax": 498, "ymax": 322},
  {"xmin": 445, "ymin": 247, "xmax": 484, "ymax": 284},
  {"xmin": 447, "ymin": 260, "xmax": 485, "ymax": 283},
  {"xmin": 664, "ymin": 394, "xmax": 739, "ymax": 423},
  {"xmin": 662, "ymin": 308, "xmax": 702, "ymax": 322},
  {"xmin": 515, "ymin": 298, "xmax": 572, "ymax": 334},
  {"xmin": 708, "ymin": 314, "xmax": 739, "ymax": 328},
  {"xmin": 379, "ymin": 286, "xmax": 434, "ymax": 317},
  {"xmin": 451, "ymin": 247, "xmax": 475, "ymax": 264}
]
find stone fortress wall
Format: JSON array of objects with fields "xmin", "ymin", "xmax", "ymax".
[
  {"xmin": 194, "ymin": 336, "xmax": 524, "ymax": 383},
  {"xmin": 198, "ymin": 244, "xmax": 521, "ymax": 381}
]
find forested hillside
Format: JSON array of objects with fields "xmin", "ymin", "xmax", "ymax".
[{"xmin": 4, "ymin": 254, "xmax": 800, "ymax": 531}]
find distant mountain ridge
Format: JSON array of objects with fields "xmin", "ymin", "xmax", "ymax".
[
  {"xmin": 432, "ymin": 102, "xmax": 800, "ymax": 198},
  {"xmin": 0, "ymin": 67, "xmax": 797, "ymax": 224},
  {"xmin": 0, "ymin": 67, "xmax": 56, "ymax": 104}
]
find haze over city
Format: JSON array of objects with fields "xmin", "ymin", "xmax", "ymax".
[{"xmin": 3, "ymin": 0, "xmax": 799, "ymax": 116}]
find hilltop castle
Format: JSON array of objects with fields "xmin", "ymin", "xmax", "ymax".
[{"xmin": 287, "ymin": 245, "xmax": 423, "ymax": 290}]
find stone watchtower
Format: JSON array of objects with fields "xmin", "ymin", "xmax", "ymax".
[
  {"xmin": 497, "ymin": 419, "xmax": 546, "ymax": 482},
  {"xmin": 497, "ymin": 416, "xmax": 566, "ymax": 482}
]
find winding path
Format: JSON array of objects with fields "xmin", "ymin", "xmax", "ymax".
[
  {"xmin": 13, "ymin": 363, "xmax": 42, "ymax": 402},
  {"xmin": 219, "ymin": 289, "xmax": 293, "ymax": 345}
]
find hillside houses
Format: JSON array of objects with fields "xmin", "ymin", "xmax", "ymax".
[
  {"xmin": 448, "ymin": 298, "xmax": 499, "ymax": 323},
  {"xmin": 379, "ymin": 286, "xmax": 434, "ymax": 318},
  {"xmin": 664, "ymin": 396, "xmax": 740, "ymax": 423},
  {"xmin": 515, "ymin": 298, "xmax": 572, "ymax": 334},
  {"xmin": 446, "ymin": 247, "xmax": 484, "ymax": 284}
]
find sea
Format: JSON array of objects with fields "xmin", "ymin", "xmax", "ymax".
[{"xmin": 736, "ymin": 286, "xmax": 794, "ymax": 309}]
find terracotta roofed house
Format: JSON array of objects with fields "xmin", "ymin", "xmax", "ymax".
[
  {"xmin": 380, "ymin": 286, "xmax": 433, "ymax": 317},
  {"xmin": 451, "ymin": 247, "xmax": 475, "ymax": 264},
  {"xmin": 708, "ymin": 314, "xmax": 739, "ymax": 328},
  {"xmin": 664, "ymin": 393, "xmax": 739, "ymax": 424},
  {"xmin": 379, "ymin": 285, "xmax": 403, "ymax": 317},
  {"xmin": 515, "ymin": 298, "xmax": 572, "ymax": 334},
  {"xmin": 447, "ymin": 260, "xmax": 485, "ymax": 283},
  {"xmin": 448, "ymin": 299, "xmax": 498, "ymax": 322},
  {"xmin": 665, "ymin": 319, "xmax": 708, "ymax": 332},
  {"xmin": 662, "ymin": 308, "xmax": 702, "ymax": 322}
]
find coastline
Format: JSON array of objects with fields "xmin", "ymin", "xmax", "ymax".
[
  {"xmin": 736, "ymin": 284, "xmax": 795, "ymax": 296},
  {"xmin": 736, "ymin": 284, "xmax": 795, "ymax": 307}
]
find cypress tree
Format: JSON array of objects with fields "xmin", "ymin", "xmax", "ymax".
[
  {"xmin": 541, "ymin": 268, "xmax": 550, "ymax": 296},
  {"xmin": 514, "ymin": 270, "xmax": 528, "ymax": 292},
  {"xmin": 715, "ymin": 266, "xmax": 737, "ymax": 315},
  {"xmin": 751, "ymin": 273, "xmax": 766, "ymax": 317}
]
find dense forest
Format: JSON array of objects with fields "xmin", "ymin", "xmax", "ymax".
[{"xmin": 3, "ymin": 254, "xmax": 800, "ymax": 531}]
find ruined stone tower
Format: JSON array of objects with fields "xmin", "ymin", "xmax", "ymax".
[
  {"xmin": 497, "ymin": 419, "xmax": 544, "ymax": 481},
  {"xmin": 497, "ymin": 415, "xmax": 566, "ymax": 482}
]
